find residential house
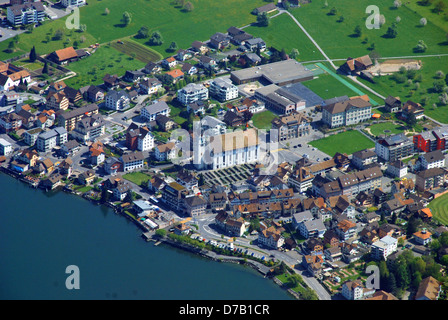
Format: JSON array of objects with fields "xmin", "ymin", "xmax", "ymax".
[
  {"xmin": 271, "ymin": 112, "xmax": 311, "ymax": 142},
  {"xmin": 301, "ymin": 254, "xmax": 324, "ymax": 278},
  {"xmin": 0, "ymin": 112, "xmax": 22, "ymax": 133},
  {"xmin": 125, "ymin": 123, "xmax": 154, "ymax": 152},
  {"xmin": 252, "ymin": 3, "xmax": 277, "ymax": 15},
  {"xmin": 384, "ymin": 95, "xmax": 402, "ymax": 113},
  {"xmin": 162, "ymin": 56, "xmax": 177, "ymax": 69},
  {"xmin": 143, "ymin": 62, "xmax": 161, "ymax": 74},
  {"xmin": 341, "ymin": 280, "xmax": 375, "ymax": 300},
  {"xmin": 40, "ymin": 173, "xmax": 63, "ymax": 190},
  {"xmin": 104, "ymin": 176, "xmax": 131, "ymax": 201},
  {"xmin": 139, "ymin": 78, "xmax": 162, "ymax": 95},
  {"xmin": 413, "ymin": 229, "xmax": 432, "ymax": 245},
  {"xmin": 209, "ymin": 32, "xmax": 230, "ymax": 50},
  {"xmin": 258, "ymin": 226, "xmax": 285, "ymax": 249},
  {"xmin": 84, "ymin": 85, "xmax": 105, "ymax": 103},
  {"xmin": 103, "ymin": 157, "xmax": 121, "ymax": 176},
  {"xmin": 288, "ymin": 166, "xmax": 314, "ymax": 193},
  {"xmin": 187, "ymin": 101, "xmax": 206, "ymax": 115},
  {"xmin": 102, "ymin": 74, "xmax": 120, "ymax": 90},
  {"xmin": 215, "ymin": 211, "xmax": 247, "ymax": 237},
  {"xmin": 46, "ymin": 91, "xmax": 69, "ymax": 111},
  {"xmin": 191, "ymin": 41, "xmax": 208, "ymax": 55},
  {"xmin": 415, "ymin": 276, "xmax": 442, "ymax": 300},
  {"xmin": 222, "ymin": 110, "xmax": 244, "ymax": 127},
  {"xmin": 243, "ymin": 53, "xmax": 262, "ymax": 65},
  {"xmin": 155, "ymin": 142, "xmax": 176, "ymax": 162},
  {"xmin": 120, "ymin": 151, "xmax": 144, "ymax": 172},
  {"xmin": 184, "ymin": 195, "xmax": 207, "ymax": 217},
  {"xmin": 154, "ymin": 114, "xmax": 176, "ymax": 132},
  {"xmin": 59, "ymin": 157, "xmax": 73, "ymax": 177},
  {"xmin": 181, "ymin": 63, "xmax": 198, "ymax": 76},
  {"xmin": 175, "ymin": 49, "xmax": 192, "ymax": 62},
  {"xmin": 199, "ymin": 56, "xmax": 217, "ymax": 70},
  {"xmin": 77, "ymin": 169, "xmax": 96, "ymax": 186},
  {"xmin": 61, "ymin": 0, "xmax": 86, "ymax": 7},
  {"xmin": 299, "ymin": 219, "xmax": 326, "ymax": 239},
  {"xmin": 324, "ymin": 246, "xmax": 343, "ymax": 262},
  {"xmin": 0, "ymin": 138, "xmax": 12, "ymax": 156},
  {"xmin": 339, "ymin": 55, "xmax": 373, "ymax": 75},
  {"xmin": 0, "ymin": 62, "xmax": 31, "ymax": 91},
  {"xmin": 386, "ymin": 160, "xmax": 408, "ymax": 179},
  {"xmin": 244, "ymin": 38, "xmax": 266, "ymax": 52},
  {"xmin": 208, "ymin": 192, "xmax": 228, "ymax": 211},
  {"xmin": 123, "ymin": 70, "xmax": 145, "ymax": 83},
  {"xmin": 336, "ymin": 219, "xmax": 357, "ymax": 241},
  {"xmin": 89, "ymin": 141, "xmax": 105, "ymax": 166},
  {"xmin": 401, "ymin": 100, "xmax": 424, "ymax": 120}
]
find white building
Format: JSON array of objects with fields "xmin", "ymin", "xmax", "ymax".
[
  {"xmin": 7, "ymin": 2, "xmax": 45, "ymax": 26},
  {"xmin": 209, "ymin": 78, "xmax": 238, "ymax": 102},
  {"xmin": 36, "ymin": 127, "xmax": 68, "ymax": 153},
  {"xmin": 193, "ymin": 126, "xmax": 259, "ymax": 170},
  {"xmin": 341, "ymin": 280, "xmax": 374, "ymax": 300},
  {"xmin": 0, "ymin": 138, "xmax": 12, "ymax": 156},
  {"xmin": 141, "ymin": 100, "xmax": 171, "ymax": 122},
  {"xmin": 61, "ymin": 0, "xmax": 86, "ymax": 7},
  {"xmin": 386, "ymin": 160, "xmax": 408, "ymax": 179},
  {"xmin": 418, "ymin": 150, "xmax": 445, "ymax": 171},
  {"xmin": 120, "ymin": 152, "xmax": 145, "ymax": 172},
  {"xmin": 177, "ymin": 83, "xmax": 208, "ymax": 106},
  {"xmin": 370, "ymin": 235, "xmax": 398, "ymax": 261},
  {"xmin": 105, "ymin": 90, "xmax": 130, "ymax": 111},
  {"xmin": 322, "ymin": 97, "xmax": 372, "ymax": 128}
]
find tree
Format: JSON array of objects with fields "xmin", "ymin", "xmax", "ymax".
[
  {"xmin": 420, "ymin": 17, "xmax": 427, "ymax": 26},
  {"xmin": 434, "ymin": 1, "xmax": 446, "ymax": 13},
  {"xmin": 353, "ymin": 25, "xmax": 362, "ymax": 37},
  {"xmin": 328, "ymin": 7, "xmax": 337, "ymax": 15},
  {"xmin": 414, "ymin": 40, "xmax": 427, "ymax": 53},
  {"xmin": 122, "ymin": 11, "xmax": 132, "ymax": 26},
  {"xmin": 29, "ymin": 46, "xmax": 37, "ymax": 62},
  {"xmin": 149, "ymin": 31, "xmax": 164, "ymax": 46},
  {"xmin": 7, "ymin": 41, "xmax": 15, "ymax": 53},
  {"xmin": 439, "ymin": 92, "xmax": 448, "ymax": 105},
  {"xmin": 396, "ymin": 16, "xmax": 401, "ymax": 23},
  {"xmin": 435, "ymin": 70, "xmax": 445, "ymax": 79},
  {"xmin": 385, "ymin": 273, "xmax": 397, "ymax": 294},
  {"xmin": 385, "ymin": 24, "xmax": 398, "ymax": 38},
  {"xmin": 337, "ymin": 15, "xmax": 345, "ymax": 22},
  {"xmin": 42, "ymin": 61, "xmax": 49, "ymax": 74},
  {"xmin": 257, "ymin": 12, "xmax": 269, "ymax": 27},
  {"xmin": 433, "ymin": 79, "xmax": 447, "ymax": 93},
  {"xmin": 393, "ymin": 0, "xmax": 402, "ymax": 8},
  {"xmin": 104, "ymin": 8, "xmax": 110, "ymax": 15},
  {"xmin": 167, "ymin": 41, "xmax": 178, "ymax": 52},
  {"xmin": 53, "ymin": 29, "xmax": 64, "ymax": 40},
  {"xmin": 290, "ymin": 48, "xmax": 300, "ymax": 60},
  {"xmin": 183, "ymin": 1, "xmax": 194, "ymax": 12},
  {"xmin": 79, "ymin": 24, "xmax": 87, "ymax": 32},
  {"xmin": 137, "ymin": 26, "xmax": 150, "ymax": 39}
]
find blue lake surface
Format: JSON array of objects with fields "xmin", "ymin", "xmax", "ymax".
[{"xmin": 0, "ymin": 173, "xmax": 292, "ymax": 300}]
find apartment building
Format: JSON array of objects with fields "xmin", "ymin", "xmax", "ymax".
[
  {"xmin": 209, "ymin": 78, "xmax": 238, "ymax": 102},
  {"xmin": 141, "ymin": 100, "xmax": 171, "ymax": 122},
  {"xmin": 105, "ymin": 90, "xmax": 130, "ymax": 111},
  {"xmin": 0, "ymin": 138, "xmax": 12, "ymax": 156},
  {"xmin": 370, "ymin": 235, "xmax": 398, "ymax": 260},
  {"xmin": 375, "ymin": 133, "xmax": 414, "ymax": 162},
  {"xmin": 177, "ymin": 83, "xmax": 208, "ymax": 106},
  {"xmin": 415, "ymin": 168, "xmax": 445, "ymax": 192},
  {"xmin": 120, "ymin": 152, "xmax": 144, "ymax": 172},
  {"xmin": 71, "ymin": 114, "xmax": 105, "ymax": 142},
  {"xmin": 36, "ymin": 127, "xmax": 68, "ymax": 153},
  {"xmin": 56, "ymin": 103, "xmax": 99, "ymax": 132},
  {"xmin": 7, "ymin": 2, "xmax": 45, "ymax": 26}
]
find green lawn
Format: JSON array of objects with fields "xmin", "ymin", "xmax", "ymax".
[
  {"xmin": 405, "ymin": 0, "xmax": 448, "ymax": 33},
  {"xmin": 301, "ymin": 71, "xmax": 364, "ymax": 100},
  {"xmin": 244, "ymin": 12, "xmax": 325, "ymax": 62},
  {"xmin": 428, "ymin": 193, "xmax": 448, "ymax": 226},
  {"xmin": 309, "ymin": 130, "xmax": 375, "ymax": 156},
  {"xmin": 64, "ymin": 44, "xmax": 146, "ymax": 89},
  {"xmin": 123, "ymin": 172, "xmax": 152, "ymax": 186},
  {"xmin": 292, "ymin": 0, "xmax": 448, "ymax": 59},
  {"xmin": 0, "ymin": 0, "xmax": 265, "ymax": 61},
  {"xmin": 356, "ymin": 56, "xmax": 448, "ymax": 123},
  {"xmin": 251, "ymin": 109, "xmax": 277, "ymax": 130},
  {"xmin": 367, "ymin": 121, "xmax": 407, "ymax": 137}
]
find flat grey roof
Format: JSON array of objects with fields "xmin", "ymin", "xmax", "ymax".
[{"xmin": 231, "ymin": 59, "xmax": 314, "ymax": 84}]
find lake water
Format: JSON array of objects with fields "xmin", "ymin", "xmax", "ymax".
[{"xmin": 0, "ymin": 173, "xmax": 292, "ymax": 300}]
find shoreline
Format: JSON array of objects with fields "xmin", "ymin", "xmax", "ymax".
[{"xmin": 0, "ymin": 168, "xmax": 300, "ymax": 300}]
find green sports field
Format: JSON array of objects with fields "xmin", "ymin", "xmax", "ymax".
[
  {"xmin": 309, "ymin": 130, "xmax": 375, "ymax": 156},
  {"xmin": 428, "ymin": 193, "xmax": 448, "ymax": 226}
]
